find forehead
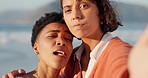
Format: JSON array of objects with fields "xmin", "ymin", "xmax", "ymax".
[
  {"xmin": 43, "ymin": 22, "xmax": 68, "ymax": 31},
  {"xmin": 62, "ymin": 0, "xmax": 90, "ymax": 6}
]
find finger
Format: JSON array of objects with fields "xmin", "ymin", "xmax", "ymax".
[
  {"xmin": 10, "ymin": 70, "xmax": 20, "ymax": 76},
  {"xmin": 7, "ymin": 72, "xmax": 14, "ymax": 78},
  {"xmin": 18, "ymin": 69, "xmax": 26, "ymax": 74},
  {"xmin": 6, "ymin": 70, "xmax": 23, "ymax": 78},
  {"xmin": 10, "ymin": 69, "xmax": 26, "ymax": 76},
  {"xmin": 2, "ymin": 74, "xmax": 9, "ymax": 78},
  {"xmin": 73, "ymin": 75, "xmax": 78, "ymax": 78}
]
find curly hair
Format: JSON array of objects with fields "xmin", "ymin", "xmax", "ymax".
[
  {"xmin": 60, "ymin": 0, "xmax": 122, "ymax": 33},
  {"xmin": 31, "ymin": 12, "xmax": 66, "ymax": 47}
]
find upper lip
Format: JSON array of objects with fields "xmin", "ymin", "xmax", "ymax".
[
  {"xmin": 53, "ymin": 49, "xmax": 67, "ymax": 56},
  {"xmin": 73, "ymin": 23, "xmax": 85, "ymax": 27}
]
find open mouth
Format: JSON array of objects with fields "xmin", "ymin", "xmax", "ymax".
[{"xmin": 53, "ymin": 51, "xmax": 66, "ymax": 57}]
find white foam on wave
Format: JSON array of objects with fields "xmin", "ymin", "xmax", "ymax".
[
  {"xmin": 112, "ymin": 29, "xmax": 143, "ymax": 44},
  {"xmin": 0, "ymin": 29, "xmax": 144, "ymax": 45},
  {"xmin": 0, "ymin": 31, "xmax": 31, "ymax": 44}
]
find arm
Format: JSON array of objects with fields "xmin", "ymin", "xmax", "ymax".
[
  {"xmin": 128, "ymin": 25, "xmax": 148, "ymax": 78},
  {"xmin": 2, "ymin": 69, "xmax": 26, "ymax": 78},
  {"xmin": 111, "ymin": 25, "xmax": 148, "ymax": 78}
]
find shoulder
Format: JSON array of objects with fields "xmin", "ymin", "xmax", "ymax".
[
  {"xmin": 101, "ymin": 37, "xmax": 132, "ymax": 67},
  {"xmin": 100, "ymin": 37, "xmax": 130, "ymax": 78},
  {"xmin": 107, "ymin": 37, "xmax": 132, "ymax": 54},
  {"xmin": 110, "ymin": 37, "xmax": 132, "ymax": 47}
]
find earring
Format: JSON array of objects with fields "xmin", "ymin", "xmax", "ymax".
[
  {"xmin": 35, "ymin": 52, "xmax": 39, "ymax": 55},
  {"xmin": 101, "ymin": 21, "xmax": 103, "ymax": 25}
]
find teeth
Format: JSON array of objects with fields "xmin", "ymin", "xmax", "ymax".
[{"xmin": 57, "ymin": 51, "xmax": 65, "ymax": 54}]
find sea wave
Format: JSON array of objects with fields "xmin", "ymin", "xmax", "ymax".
[
  {"xmin": 113, "ymin": 29, "xmax": 143, "ymax": 45},
  {"xmin": 0, "ymin": 29, "xmax": 144, "ymax": 45},
  {"xmin": 0, "ymin": 31, "xmax": 31, "ymax": 44}
]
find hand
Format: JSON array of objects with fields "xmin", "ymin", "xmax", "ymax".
[
  {"xmin": 128, "ymin": 25, "xmax": 148, "ymax": 78},
  {"xmin": 73, "ymin": 75, "xmax": 78, "ymax": 78},
  {"xmin": 2, "ymin": 69, "xmax": 26, "ymax": 78}
]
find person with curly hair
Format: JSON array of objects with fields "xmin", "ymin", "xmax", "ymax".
[
  {"xmin": 60, "ymin": 0, "xmax": 132, "ymax": 78},
  {"xmin": 3, "ymin": 0, "xmax": 133, "ymax": 78}
]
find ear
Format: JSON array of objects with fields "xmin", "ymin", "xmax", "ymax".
[{"xmin": 33, "ymin": 42, "xmax": 39, "ymax": 54}]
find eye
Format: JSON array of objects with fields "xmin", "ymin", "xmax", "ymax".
[
  {"xmin": 79, "ymin": 3, "xmax": 89, "ymax": 9},
  {"xmin": 47, "ymin": 36, "xmax": 57, "ymax": 38},
  {"xmin": 64, "ymin": 37, "xmax": 73, "ymax": 42},
  {"xmin": 64, "ymin": 8, "xmax": 72, "ymax": 14},
  {"xmin": 48, "ymin": 36, "xmax": 57, "ymax": 38},
  {"xmin": 47, "ymin": 34, "xmax": 57, "ymax": 38}
]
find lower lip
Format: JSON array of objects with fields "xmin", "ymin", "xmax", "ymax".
[
  {"xmin": 54, "ymin": 54, "xmax": 66, "ymax": 58},
  {"xmin": 74, "ymin": 24, "xmax": 84, "ymax": 30},
  {"xmin": 57, "ymin": 54, "xmax": 66, "ymax": 57}
]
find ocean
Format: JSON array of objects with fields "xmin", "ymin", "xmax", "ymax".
[{"xmin": 0, "ymin": 24, "xmax": 147, "ymax": 76}]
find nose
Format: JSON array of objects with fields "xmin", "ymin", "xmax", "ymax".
[
  {"xmin": 56, "ymin": 42, "xmax": 65, "ymax": 46},
  {"xmin": 56, "ymin": 38, "xmax": 66, "ymax": 46},
  {"xmin": 72, "ymin": 8, "xmax": 82, "ymax": 20}
]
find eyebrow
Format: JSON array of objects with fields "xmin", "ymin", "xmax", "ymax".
[
  {"xmin": 47, "ymin": 30, "xmax": 60, "ymax": 33},
  {"xmin": 63, "ymin": 5, "xmax": 71, "ymax": 9},
  {"xmin": 63, "ymin": 0, "xmax": 82, "ymax": 9},
  {"xmin": 65, "ymin": 30, "xmax": 72, "ymax": 35}
]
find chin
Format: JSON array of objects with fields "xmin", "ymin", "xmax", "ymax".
[
  {"xmin": 54, "ymin": 62, "xmax": 66, "ymax": 69},
  {"xmin": 53, "ymin": 65, "xmax": 65, "ymax": 70},
  {"xmin": 76, "ymin": 35, "xmax": 85, "ymax": 39}
]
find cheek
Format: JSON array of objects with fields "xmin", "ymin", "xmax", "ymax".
[
  {"xmin": 69, "ymin": 45, "xmax": 73, "ymax": 52},
  {"xmin": 38, "ymin": 39, "xmax": 53, "ymax": 52},
  {"xmin": 67, "ymin": 43, "xmax": 73, "ymax": 52},
  {"xmin": 87, "ymin": 11, "xmax": 99, "ymax": 20},
  {"xmin": 64, "ymin": 19, "xmax": 73, "ymax": 32},
  {"xmin": 70, "ymin": 44, "xmax": 73, "ymax": 52},
  {"xmin": 64, "ymin": 15, "xmax": 71, "ymax": 24},
  {"xmin": 87, "ymin": 12, "xmax": 100, "ymax": 25}
]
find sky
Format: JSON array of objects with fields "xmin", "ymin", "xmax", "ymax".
[
  {"xmin": 117, "ymin": 0, "xmax": 148, "ymax": 5},
  {"xmin": 0, "ymin": 0, "xmax": 148, "ymax": 12},
  {"xmin": 0, "ymin": 0, "xmax": 54, "ymax": 12}
]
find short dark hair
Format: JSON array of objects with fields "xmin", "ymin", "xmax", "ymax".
[
  {"xmin": 60, "ymin": 0, "xmax": 122, "ymax": 33},
  {"xmin": 31, "ymin": 12, "xmax": 66, "ymax": 47}
]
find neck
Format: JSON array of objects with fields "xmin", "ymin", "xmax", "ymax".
[
  {"xmin": 80, "ymin": 33, "xmax": 104, "ymax": 77},
  {"xmin": 35, "ymin": 62, "xmax": 60, "ymax": 78},
  {"xmin": 82, "ymin": 33, "xmax": 104, "ymax": 52}
]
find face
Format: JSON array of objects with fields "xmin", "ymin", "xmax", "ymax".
[
  {"xmin": 34, "ymin": 23, "xmax": 73, "ymax": 69},
  {"xmin": 62, "ymin": 0, "xmax": 103, "ymax": 39}
]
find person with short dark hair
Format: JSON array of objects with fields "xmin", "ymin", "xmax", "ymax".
[{"xmin": 2, "ymin": 12, "xmax": 73, "ymax": 78}]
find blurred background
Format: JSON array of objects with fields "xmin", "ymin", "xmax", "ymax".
[{"xmin": 0, "ymin": 0, "xmax": 148, "ymax": 76}]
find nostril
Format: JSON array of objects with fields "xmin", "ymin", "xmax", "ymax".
[
  {"xmin": 57, "ymin": 43, "xmax": 60, "ymax": 45},
  {"xmin": 56, "ymin": 42, "xmax": 65, "ymax": 46},
  {"xmin": 56, "ymin": 42, "xmax": 61, "ymax": 45},
  {"xmin": 63, "ymin": 44, "xmax": 65, "ymax": 46}
]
